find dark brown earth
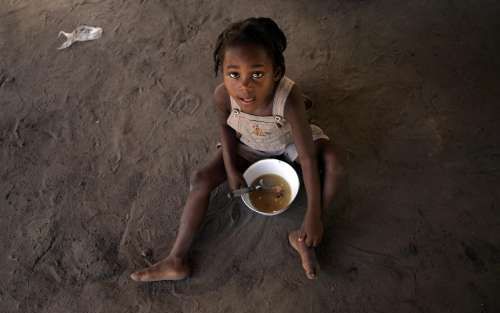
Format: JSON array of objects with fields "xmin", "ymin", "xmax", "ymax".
[{"xmin": 1, "ymin": 1, "xmax": 500, "ymax": 312}]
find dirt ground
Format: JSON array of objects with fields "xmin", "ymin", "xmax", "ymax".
[{"xmin": 1, "ymin": 0, "xmax": 500, "ymax": 312}]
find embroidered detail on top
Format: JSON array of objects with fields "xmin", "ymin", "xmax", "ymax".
[{"xmin": 251, "ymin": 124, "xmax": 268, "ymax": 136}]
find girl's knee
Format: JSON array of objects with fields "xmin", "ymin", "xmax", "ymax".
[
  {"xmin": 189, "ymin": 169, "xmax": 214, "ymax": 192},
  {"xmin": 322, "ymin": 145, "xmax": 345, "ymax": 177}
]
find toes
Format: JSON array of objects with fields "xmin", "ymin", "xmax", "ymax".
[
  {"xmin": 303, "ymin": 261, "xmax": 318, "ymax": 280},
  {"xmin": 130, "ymin": 264, "xmax": 163, "ymax": 282},
  {"xmin": 131, "ymin": 266, "xmax": 162, "ymax": 282},
  {"xmin": 130, "ymin": 270, "xmax": 146, "ymax": 282},
  {"xmin": 130, "ymin": 260, "xmax": 190, "ymax": 282},
  {"xmin": 306, "ymin": 270, "xmax": 317, "ymax": 280},
  {"xmin": 130, "ymin": 273, "xmax": 138, "ymax": 281},
  {"xmin": 301, "ymin": 254, "xmax": 318, "ymax": 279}
]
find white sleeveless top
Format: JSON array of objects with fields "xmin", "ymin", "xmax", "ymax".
[{"xmin": 226, "ymin": 76, "xmax": 295, "ymax": 152}]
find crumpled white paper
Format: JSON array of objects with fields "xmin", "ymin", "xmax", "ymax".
[{"xmin": 58, "ymin": 25, "xmax": 103, "ymax": 50}]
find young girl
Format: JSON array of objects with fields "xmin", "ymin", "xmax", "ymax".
[{"xmin": 130, "ymin": 17, "xmax": 342, "ymax": 281}]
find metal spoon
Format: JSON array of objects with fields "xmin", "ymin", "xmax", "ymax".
[{"xmin": 227, "ymin": 178, "xmax": 283, "ymax": 199}]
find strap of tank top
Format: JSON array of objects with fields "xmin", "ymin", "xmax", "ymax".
[
  {"xmin": 229, "ymin": 96, "xmax": 241, "ymax": 114},
  {"xmin": 272, "ymin": 76, "xmax": 294, "ymax": 121}
]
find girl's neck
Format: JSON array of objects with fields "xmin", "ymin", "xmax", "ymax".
[{"xmin": 244, "ymin": 103, "xmax": 272, "ymax": 116}]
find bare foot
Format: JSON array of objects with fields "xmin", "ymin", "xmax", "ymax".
[
  {"xmin": 288, "ymin": 230, "xmax": 319, "ymax": 279},
  {"xmin": 130, "ymin": 256, "xmax": 190, "ymax": 282}
]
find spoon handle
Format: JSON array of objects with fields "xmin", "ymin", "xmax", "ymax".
[{"xmin": 227, "ymin": 186, "xmax": 259, "ymax": 199}]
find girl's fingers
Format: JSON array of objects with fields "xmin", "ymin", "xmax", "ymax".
[{"xmin": 305, "ymin": 237, "xmax": 313, "ymax": 247}]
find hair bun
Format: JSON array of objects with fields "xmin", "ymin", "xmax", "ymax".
[{"xmin": 255, "ymin": 17, "xmax": 287, "ymax": 53}]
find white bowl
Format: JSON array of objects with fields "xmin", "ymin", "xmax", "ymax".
[{"xmin": 241, "ymin": 158, "xmax": 300, "ymax": 216}]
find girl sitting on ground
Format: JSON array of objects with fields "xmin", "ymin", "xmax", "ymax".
[{"xmin": 131, "ymin": 17, "xmax": 343, "ymax": 281}]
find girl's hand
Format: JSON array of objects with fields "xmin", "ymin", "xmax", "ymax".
[
  {"xmin": 227, "ymin": 171, "xmax": 247, "ymax": 191},
  {"xmin": 298, "ymin": 213, "xmax": 323, "ymax": 247}
]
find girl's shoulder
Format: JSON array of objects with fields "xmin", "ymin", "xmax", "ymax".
[
  {"xmin": 283, "ymin": 81, "xmax": 307, "ymax": 121},
  {"xmin": 281, "ymin": 78, "xmax": 313, "ymax": 111}
]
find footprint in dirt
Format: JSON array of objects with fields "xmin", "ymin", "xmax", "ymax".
[
  {"xmin": 347, "ymin": 265, "xmax": 359, "ymax": 282},
  {"xmin": 462, "ymin": 242, "xmax": 486, "ymax": 273}
]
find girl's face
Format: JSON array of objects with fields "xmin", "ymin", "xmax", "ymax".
[{"xmin": 222, "ymin": 43, "xmax": 281, "ymax": 112}]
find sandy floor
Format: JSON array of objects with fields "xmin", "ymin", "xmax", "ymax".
[{"xmin": 1, "ymin": 0, "xmax": 500, "ymax": 312}]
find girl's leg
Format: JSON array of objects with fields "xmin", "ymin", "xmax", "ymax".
[
  {"xmin": 288, "ymin": 139, "xmax": 344, "ymax": 279},
  {"xmin": 315, "ymin": 139, "xmax": 344, "ymax": 211},
  {"xmin": 131, "ymin": 149, "xmax": 249, "ymax": 282}
]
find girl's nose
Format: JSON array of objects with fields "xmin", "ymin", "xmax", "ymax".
[{"xmin": 240, "ymin": 76, "xmax": 253, "ymax": 89}]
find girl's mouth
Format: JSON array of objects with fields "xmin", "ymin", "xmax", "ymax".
[{"xmin": 239, "ymin": 97, "xmax": 256, "ymax": 105}]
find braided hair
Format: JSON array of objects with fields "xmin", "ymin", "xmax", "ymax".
[{"xmin": 213, "ymin": 17, "xmax": 287, "ymax": 78}]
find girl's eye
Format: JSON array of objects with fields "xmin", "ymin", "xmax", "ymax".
[
  {"xmin": 228, "ymin": 72, "xmax": 239, "ymax": 79},
  {"xmin": 252, "ymin": 72, "xmax": 264, "ymax": 79}
]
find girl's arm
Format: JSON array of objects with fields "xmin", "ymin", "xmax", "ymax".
[
  {"xmin": 284, "ymin": 84, "xmax": 323, "ymax": 247},
  {"xmin": 213, "ymin": 84, "xmax": 247, "ymax": 190}
]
